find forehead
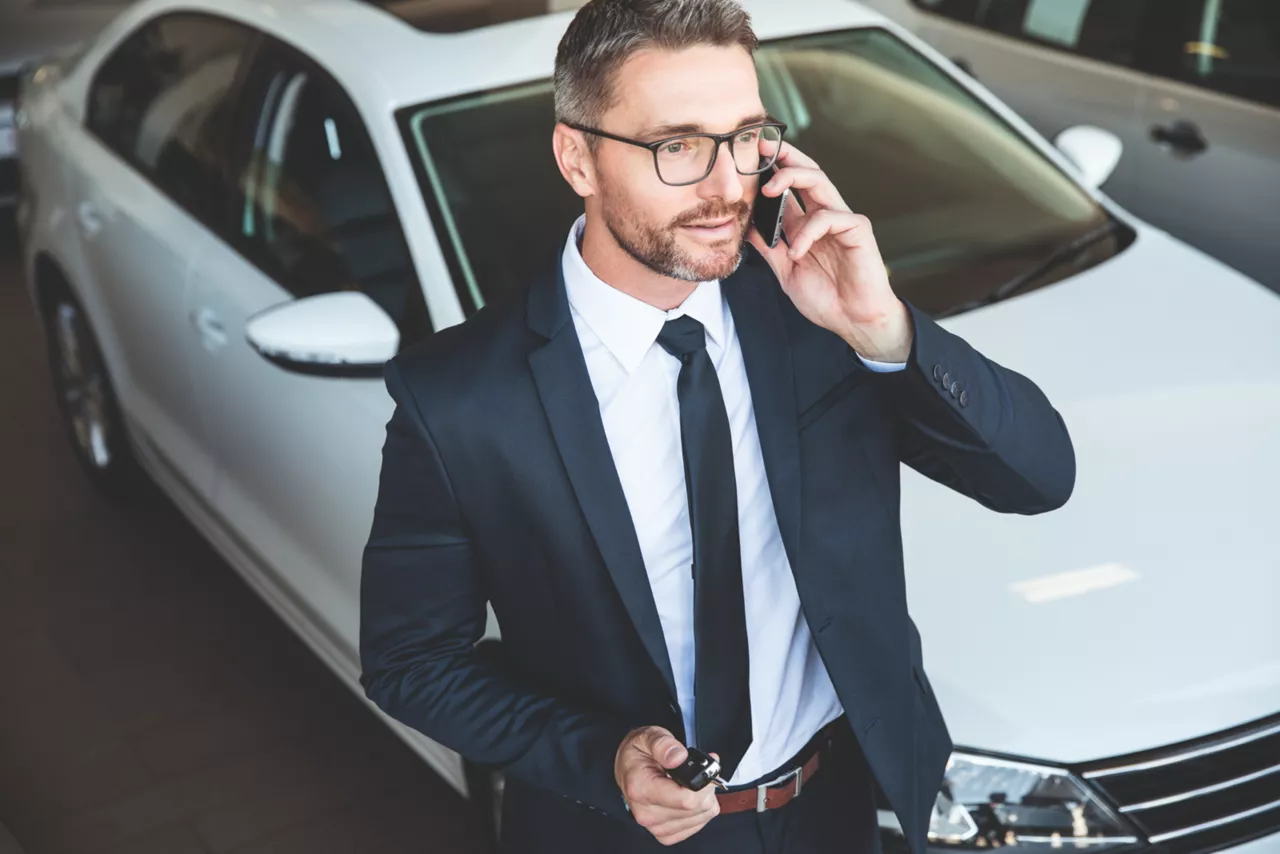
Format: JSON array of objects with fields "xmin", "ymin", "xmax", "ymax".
[{"xmin": 605, "ymin": 45, "xmax": 764, "ymax": 133}]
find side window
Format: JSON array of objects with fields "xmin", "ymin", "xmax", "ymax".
[
  {"xmin": 1177, "ymin": 0, "xmax": 1280, "ymax": 109},
  {"xmin": 86, "ymin": 14, "xmax": 253, "ymax": 221},
  {"xmin": 233, "ymin": 49, "xmax": 429, "ymax": 344},
  {"xmin": 917, "ymin": 0, "xmax": 1150, "ymax": 68}
]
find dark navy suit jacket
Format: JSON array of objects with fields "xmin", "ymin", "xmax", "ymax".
[{"xmin": 358, "ymin": 249, "xmax": 1075, "ymax": 853}]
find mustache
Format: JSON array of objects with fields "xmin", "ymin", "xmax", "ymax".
[{"xmin": 670, "ymin": 200, "xmax": 751, "ymax": 229}]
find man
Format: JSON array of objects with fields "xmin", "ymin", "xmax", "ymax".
[{"xmin": 359, "ymin": 0, "xmax": 1075, "ymax": 850}]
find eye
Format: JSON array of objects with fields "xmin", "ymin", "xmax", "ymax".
[
  {"xmin": 737, "ymin": 128, "xmax": 761, "ymax": 144},
  {"xmin": 663, "ymin": 141, "xmax": 689, "ymax": 155}
]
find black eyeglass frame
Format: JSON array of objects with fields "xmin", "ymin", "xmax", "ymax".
[{"xmin": 562, "ymin": 120, "xmax": 790, "ymax": 187}]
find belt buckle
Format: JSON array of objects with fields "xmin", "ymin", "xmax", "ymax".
[{"xmin": 756, "ymin": 764, "xmax": 804, "ymax": 812}]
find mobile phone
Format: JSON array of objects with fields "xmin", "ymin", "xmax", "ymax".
[{"xmin": 752, "ymin": 167, "xmax": 791, "ymax": 249}]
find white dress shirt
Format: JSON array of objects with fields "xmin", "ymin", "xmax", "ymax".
[{"xmin": 561, "ymin": 214, "xmax": 905, "ymax": 785}]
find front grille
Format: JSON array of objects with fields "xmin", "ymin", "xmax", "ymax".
[{"xmin": 1080, "ymin": 713, "xmax": 1280, "ymax": 854}]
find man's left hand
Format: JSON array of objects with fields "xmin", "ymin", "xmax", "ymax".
[{"xmin": 747, "ymin": 141, "xmax": 913, "ymax": 363}]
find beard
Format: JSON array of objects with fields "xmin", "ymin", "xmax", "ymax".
[{"xmin": 600, "ymin": 184, "xmax": 752, "ymax": 283}]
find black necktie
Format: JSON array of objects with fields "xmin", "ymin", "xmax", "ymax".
[{"xmin": 655, "ymin": 315, "xmax": 752, "ymax": 780}]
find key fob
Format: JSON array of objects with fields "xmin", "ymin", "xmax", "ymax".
[{"xmin": 667, "ymin": 747, "xmax": 726, "ymax": 792}]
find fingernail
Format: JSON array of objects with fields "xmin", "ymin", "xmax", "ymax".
[{"xmin": 663, "ymin": 745, "xmax": 681, "ymax": 762}]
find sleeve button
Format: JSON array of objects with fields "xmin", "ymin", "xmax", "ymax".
[
  {"xmin": 959, "ymin": 390, "xmax": 970, "ymax": 407},
  {"xmin": 949, "ymin": 381, "xmax": 960, "ymax": 398},
  {"xmin": 932, "ymin": 364, "xmax": 944, "ymax": 382}
]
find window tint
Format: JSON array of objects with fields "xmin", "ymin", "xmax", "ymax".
[
  {"xmin": 86, "ymin": 14, "xmax": 252, "ymax": 221},
  {"xmin": 233, "ymin": 49, "xmax": 429, "ymax": 344},
  {"xmin": 914, "ymin": 0, "xmax": 1150, "ymax": 67},
  {"xmin": 1178, "ymin": 0, "xmax": 1280, "ymax": 108},
  {"xmin": 400, "ymin": 29, "xmax": 1126, "ymax": 319}
]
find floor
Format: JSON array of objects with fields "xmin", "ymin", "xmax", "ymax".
[{"xmin": 0, "ymin": 221, "xmax": 493, "ymax": 853}]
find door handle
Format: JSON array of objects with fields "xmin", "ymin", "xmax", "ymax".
[
  {"xmin": 1150, "ymin": 119, "xmax": 1208, "ymax": 155},
  {"xmin": 191, "ymin": 306, "xmax": 228, "ymax": 350},
  {"xmin": 76, "ymin": 201, "xmax": 103, "ymax": 236}
]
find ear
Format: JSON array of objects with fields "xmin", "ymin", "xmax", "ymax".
[{"xmin": 553, "ymin": 123, "xmax": 597, "ymax": 199}]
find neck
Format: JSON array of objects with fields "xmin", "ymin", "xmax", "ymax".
[{"xmin": 579, "ymin": 215, "xmax": 698, "ymax": 312}]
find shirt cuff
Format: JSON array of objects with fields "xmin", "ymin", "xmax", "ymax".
[{"xmin": 857, "ymin": 353, "xmax": 908, "ymax": 373}]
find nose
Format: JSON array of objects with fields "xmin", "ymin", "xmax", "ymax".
[{"xmin": 697, "ymin": 139, "xmax": 745, "ymax": 204}]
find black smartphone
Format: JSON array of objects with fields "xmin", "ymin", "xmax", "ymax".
[{"xmin": 752, "ymin": 165, "xmax": 791, "ymax": 249}]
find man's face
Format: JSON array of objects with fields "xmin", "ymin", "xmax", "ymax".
[{"xmin": 591, "ymin": 45, "xmax": 767, "ymax": 282}]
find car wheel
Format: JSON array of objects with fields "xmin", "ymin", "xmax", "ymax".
[
  {"xmin": 43, "ymin": 284, "xmax": 151, "ymax": 500},
  {"xmin": 464, "ymin": 760, "xmax": 505, "ymax": 843}
]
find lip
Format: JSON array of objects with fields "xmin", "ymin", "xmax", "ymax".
[{"xmin": 681, "ymin": 217, "xmax": 738, "ymax": 240}]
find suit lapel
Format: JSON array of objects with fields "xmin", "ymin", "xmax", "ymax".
[
  {"xmin": 526, "ymin": 264, "xmax": 679, "ymax": 703},
  {"xmin": 723, "ymin": 261, "xmax": 803, "ymax": 573}
]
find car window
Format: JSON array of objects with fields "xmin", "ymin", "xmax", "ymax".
[
  {"xmin": 915, "ymin": 0, "xmax": 1151, "ymax": 67},
  {"xmin": 399, "ymin": 27, "xmax": 1127, "ymax": 319},
  {"xmin": 231, "ymin": 45, "xmax": 430, "ymax": 346},
  {"xmin": 1177, "ymin": 0, "xmax": 1280, "ymax": 109},
  {"xmin": 85, "ymin": 13, "xmax": 253, "ymax": 223}
]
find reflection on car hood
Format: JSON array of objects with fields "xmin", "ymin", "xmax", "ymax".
[
  {"xmin": 0, "ymin": 3, "xmax": 122, "ymax": 76},
  {"xmin": 903, "ymin": 224, "xmax": 1280, "ymax": 764}
]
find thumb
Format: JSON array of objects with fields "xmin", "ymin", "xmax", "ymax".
[{"xmin": 645, "ymin": 730, "xmax": 687, "ymax": 770}]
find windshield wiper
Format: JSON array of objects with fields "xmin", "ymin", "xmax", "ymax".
[{"xmin": 938, "ymin": 218, "xmax": 1124, "ymax": 318}]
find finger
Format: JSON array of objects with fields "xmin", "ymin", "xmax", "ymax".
[
  {"xmin": 631, "ymin": 770, "xmax": 709, "ymax": 813},
  {"xmin": 635, "ymin": 792, "xmax": 718, "ymax": 829},
  {"xmin": 764, "ymin": 166, "xmax": 850, "ymax": 214},
  {"xmin": 789, "ymin": 209, "xmax": 865, "ymax": 261},
  {"xmin": 774, "ymin": 140, "xmax": 820, "ymax": 171},
  {"xmin": 650, "ymin": 802, "xmax": 719, "ymax": 843}
]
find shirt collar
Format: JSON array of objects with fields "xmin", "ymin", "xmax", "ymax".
[{"xmin": 561, "ymin": 213, "xmax": 726, "ymax": 375}]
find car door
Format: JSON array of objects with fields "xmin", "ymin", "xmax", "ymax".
[
  {"xmin": 910, "ymin": 0, "xmax": 1153, "ymax": 204},
  {"xmin": 69, "ymin": 12, "xmax": 255, "ymax": 502},
  {"xmin": 1131, "ymin": 0, "xmax": 1280, "ymax": 291},
  {"xmin": 185, "ymin": 36, "xmax": 431, "ymax": 656}
]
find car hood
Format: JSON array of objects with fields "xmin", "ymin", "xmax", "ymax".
[
  {"xmin": 0, "ymin": 3, "xmax": 122, "ymax": 76},
  {"xmin": 904, "ymin": 224, "xmax": 1280, "ymax": 764}
]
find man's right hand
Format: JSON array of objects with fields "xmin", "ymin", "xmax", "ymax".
[{"xmin": 614, "ymin": 726, "xmax": 720, "ymax": 846}]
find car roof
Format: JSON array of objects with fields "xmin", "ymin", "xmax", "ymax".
[{"xmin": 108, "ymin": 0, "xmax": 891, "ymax": 112}]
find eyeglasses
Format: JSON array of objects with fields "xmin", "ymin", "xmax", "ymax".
[{"xmin": 563, "ymin": 120, "xmax": 788, "ymax": 187}]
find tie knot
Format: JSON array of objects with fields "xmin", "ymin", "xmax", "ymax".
[{"xmin": 656, "ymin": 315, "xmax": 707, "ymax": 359}]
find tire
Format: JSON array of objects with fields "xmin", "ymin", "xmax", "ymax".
[{"xmin": 42, "ymin": 281, "xmax": 153, "ymax": 501}]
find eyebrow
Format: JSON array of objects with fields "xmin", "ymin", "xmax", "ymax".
[{"xmin": 640, "ymin": 112, "xmax": 775, "ymax": 139}]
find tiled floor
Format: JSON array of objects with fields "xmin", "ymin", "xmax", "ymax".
[{"xmin": 0, "ymin": 222, "xmax": 493, "ymax": 853}]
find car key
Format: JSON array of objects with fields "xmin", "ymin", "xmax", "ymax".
[{"xmin": 666, "ymin": 747, "xmax": 729, "ymax": 792}]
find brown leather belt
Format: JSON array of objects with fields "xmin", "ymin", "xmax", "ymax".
[{"xmin": 714, "ymin": 717, "xmax": 844, "ymax": 814}]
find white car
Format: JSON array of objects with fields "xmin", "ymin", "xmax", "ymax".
[
  {"xmin": 856, "ymin": 0, "xmax": 1280, "ymax": 293},
  {"xmin": 16, "ymin": 0, "xmax": 1280, "ymax": 848}
]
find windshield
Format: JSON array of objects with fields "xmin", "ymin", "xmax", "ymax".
[{"xmin": 399, "ymin": 27, "xmax": 1131, "ymax": 318}]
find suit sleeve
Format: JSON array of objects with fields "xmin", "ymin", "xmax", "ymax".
[
  {"xmin": 358, "ymin": 357, "xmax": 634, "ymax": 818},
  {"xmin": 880, "ymin": 301, "xmax": 1076, "ymax": 514}
]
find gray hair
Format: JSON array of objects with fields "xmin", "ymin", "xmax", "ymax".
[{"xmin": 553, "ymin": 0, "xmax": 759, "ymax": 138}]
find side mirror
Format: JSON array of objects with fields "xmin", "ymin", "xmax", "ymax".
[
  {"xmin": 1054, "ymin": 125, "xmax": 1123, "ymax": 190},
  {"xmin": 244, "ymin": 291, "xmax": 399, "ymax": 378}
]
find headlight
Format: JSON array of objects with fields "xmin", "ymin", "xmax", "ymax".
[
  {"xmin": 930, "ymin": 752, "xmax": 1140, "ymax": 850},
  {"xmin": 882, "ymin": 751, "xmax": 1142, "ymax": 851}
]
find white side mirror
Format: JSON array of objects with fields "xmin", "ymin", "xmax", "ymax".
[
  {"xmin": 245, "ymin": 291, "xmax": 400, "ymax": 376},
  {"xmin": 1054, "ymin": 125, "xmax": 1123, "ymax": 190}
]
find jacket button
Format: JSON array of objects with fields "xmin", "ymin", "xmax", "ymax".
[
  {"xmin": 959, "ymin": 390, "xmax": 970, "ymax": 407},
  {"xmin": 949, "ymin": 381, "xmax": 960, "ymax": 398},
  {"xmin": 932, "ymin": 365, "xmax": 944, "ymax": 382},
  {"xmin": 941, "ymin": 371, "xmax": 952, "ymax": 388}
]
